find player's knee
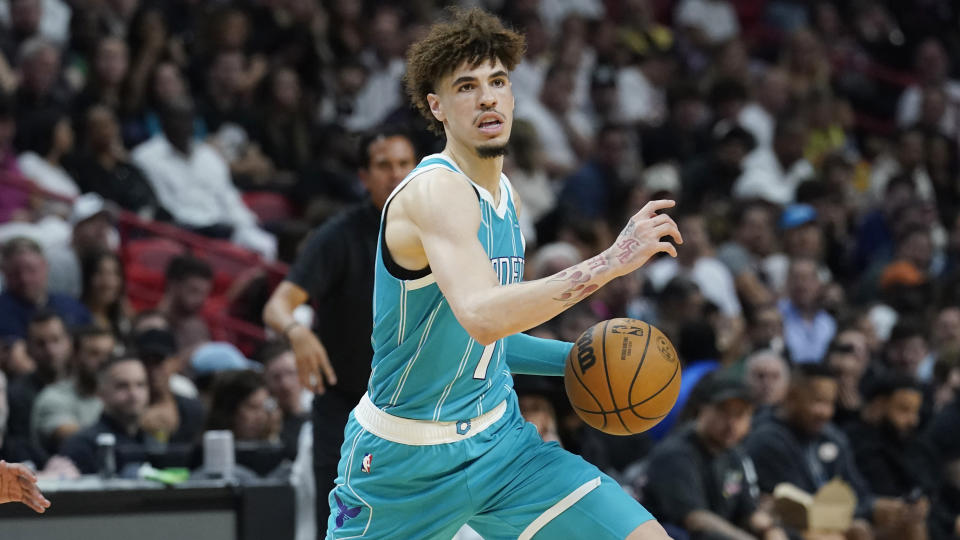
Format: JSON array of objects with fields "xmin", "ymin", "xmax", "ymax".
[{"xmin": 625, "ymin": 520, "xmax": 673, "ymax": 540}]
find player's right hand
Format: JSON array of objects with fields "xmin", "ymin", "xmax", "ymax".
[
  {"xmin": 607, "ymin": 200, "xmax": 682, "ymax": 276},
  {"xmin": 288, "ymin": 324, "xmax": 337, "ymax": 394}
]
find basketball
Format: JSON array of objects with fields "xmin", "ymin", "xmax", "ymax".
[{"xmin": 564, "ymin": 318, "xmax": 682, "ymax": 435}]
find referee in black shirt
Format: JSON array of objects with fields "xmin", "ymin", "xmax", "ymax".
[{"xmin": 263, "ymin": 127, "xmax": 416, "ymax": 534}]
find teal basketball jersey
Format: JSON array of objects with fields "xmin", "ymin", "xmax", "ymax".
[{"xmin": 367, "ymin": 154, "xmax": 525, "ymax": 422}]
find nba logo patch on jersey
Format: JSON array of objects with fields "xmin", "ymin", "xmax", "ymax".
[{"xmin": 361, "ymin": 453, "xmax": 373, "ymax": 473}]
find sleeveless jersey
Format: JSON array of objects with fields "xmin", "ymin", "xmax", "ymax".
[{"xmin": 367, "ymin": 154, "xmax": 525, "ymax": 422}]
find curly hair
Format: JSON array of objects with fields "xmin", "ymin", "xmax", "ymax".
[{"xmin": 405, "ymin": 8, "xmax": 526, "ymax": 135}]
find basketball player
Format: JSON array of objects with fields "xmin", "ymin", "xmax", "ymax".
[{"xmin": 326, "ymin": 9, "xmax": 681, "ymax": 539}]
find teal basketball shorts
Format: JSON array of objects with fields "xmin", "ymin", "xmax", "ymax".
[{"xmin": 325, "ymin": 392, "xmax": 655, "ymax": 539}]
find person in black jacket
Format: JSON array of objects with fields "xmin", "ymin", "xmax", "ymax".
[
  {"xmin": 845, "ymin": 375, "xmax": 934, "ymax": 540},
  {"xmin": 644, "ymin": 374, "xmax": 788, "ymax": 540},
  {"xmin": 744, "ymin": 364, "xmax": 910, "ymax": 540}
]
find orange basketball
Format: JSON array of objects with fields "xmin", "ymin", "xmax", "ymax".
[{"xmin": 564, "ymin": 318, "xmax": 682, "ymax": 435}]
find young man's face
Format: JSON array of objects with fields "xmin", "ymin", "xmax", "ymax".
[
  {"xmin": 428, "ymin": 58, "xmax": 515, "ymax": 158},
  {"xmin": 882, "ymin": 388, "xmax": 922, "ymax": 438}
]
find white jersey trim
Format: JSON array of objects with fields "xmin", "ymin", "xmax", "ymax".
[{"xmin": 518, "ymin": 476, "xmax": 602, "ymax": 540}]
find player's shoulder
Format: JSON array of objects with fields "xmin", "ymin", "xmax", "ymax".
[{"xmin": 393, "ymin": 165, "xmax": 480, "ymax": 220}]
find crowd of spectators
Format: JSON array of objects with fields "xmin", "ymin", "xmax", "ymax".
[{"xmin": 0, "ymin": 0, "xmax": 960, "ymax": 539}]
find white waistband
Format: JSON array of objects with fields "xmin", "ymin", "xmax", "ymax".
[{"xmin": 354, "ymin": 393, "xmax": 507, "ymax": 446}]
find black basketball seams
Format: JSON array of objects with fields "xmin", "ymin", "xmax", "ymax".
[
  {"xmin": 629, "ymin": 356, "xmax": 681, "ymax": 410},
  {"xmin": 572, "ymin": 403, "xmax": 668, "ymax": 421},
  {"xmin": 626, "ymin": 321, "xmax": 653, "ymax": 411},
  {"xmin": 600, "ymin": 320, "xmax": 630, "ymax": 432},
  {"xmin": 566, "ymin": 327, "xmax": 609, "ymax": 429}
]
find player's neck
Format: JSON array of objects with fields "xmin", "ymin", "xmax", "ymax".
[{"xmin": 442, "ymin": 141, "xmax": 503, "ymax": 203}]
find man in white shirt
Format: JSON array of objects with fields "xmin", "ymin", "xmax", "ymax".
[
  {"xmin": 344, "ymin": 6, "xmax": 406, "ymax": 133},
  {"xmin": 734, "ymin": 116, "xmax": 814, "ymax": 205},
  {"xmin": 515, "ymin": 64, "xmax": 594, "ymax": 177},
  {"xmin": 646, "ymin": 213, "xmax": 742, "ymax": 317},
  {"xmin": 132, "ymin": 98, "xmax": 277, "ymax": 260},
  {"xmin": 674, "ymin": 0, "xmax": 740, "ymax": 46},
  {"xmin": 737, "ymin": 68, "xmax": 790, "ymax": 148},
  {"xmin": 896, "ymin": 38, "xmax": 960, "ymax": 136}
]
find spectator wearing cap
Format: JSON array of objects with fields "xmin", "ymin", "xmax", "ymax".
[
  {"xmin": 779, "ymin": 204, "xmax": 824, "ymax": 271},
  {"xmin": 61, "ymin": 357, "xmax": 158, "ymax": 475},
  {"xmin": 256, "ymin": 341, "xmax": 309, "ymax": 459},
  {"xmin": 30, "ymin": 325, "xmax": 113, "ymax": 453},
  {"xmin": 643, "ymin": 375, "xmax": 789, "ymax": 540},
  {"xmin": 0, "ymin": 237, "xmax": 91, "ymax": 341},
  {"xmin": 135, "ymin": 329, "xmax": 204, "ymax": 447},
  {"xmin": 778, "ymin": 258, "xmax": 836, "ymax": 364},
  {"xmin": 733, "ymin": 115, "xmax": 815, "ymax": 205},
  {"xmin": 845, "ymin": 376, "xmax": 936, "ymax": 540},
  {"xmin": 156, "ymin": 255, "xmax": 214, "ymax": 352},
  {"xmin": 190, "ymin": 341, "xmax": 262, "ymax": 405}
]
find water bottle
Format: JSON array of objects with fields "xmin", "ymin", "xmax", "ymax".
[
  {"xmin": 203, "ymin": 430, "xmax": 235, "ymax": 480},
  {"xmin": 96, "ymin": 432, "xmax": 117, "ymax": 479}
]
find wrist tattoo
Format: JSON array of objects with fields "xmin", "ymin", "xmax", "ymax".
[{"xmin": 614, "ymin": 238, "xmax": 641, "ymax": 264}]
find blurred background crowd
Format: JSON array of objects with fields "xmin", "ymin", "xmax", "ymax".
[{"xmin": 1, "ymin": 0, "xmax": 960, "ymax": 539}]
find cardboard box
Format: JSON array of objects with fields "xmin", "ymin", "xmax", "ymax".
[{"xmin": 773, "ymin": 479, "xmax": 857, "ymax": 532}]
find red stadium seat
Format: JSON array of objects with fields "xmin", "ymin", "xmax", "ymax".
[
  {"xmin": 242, "ymin": 191, "xmax": 296, "ymax": 223},
  {"xmin": 123, "ymin": 237, "xmax": 187, "ymax": 306}
]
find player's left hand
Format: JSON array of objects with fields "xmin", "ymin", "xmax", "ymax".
[{"xmin": 0, "ymin": 460, "xmax": 51, "ymax": 513}]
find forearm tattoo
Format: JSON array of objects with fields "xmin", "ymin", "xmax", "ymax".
[{"xmin": 549, "ymin": 254, "xmax": 610, "ymax": 305}]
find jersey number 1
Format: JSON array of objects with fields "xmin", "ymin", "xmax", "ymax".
[{"xmin": 473, "ymin": 343, "xmax": 495, "ymax": 380}]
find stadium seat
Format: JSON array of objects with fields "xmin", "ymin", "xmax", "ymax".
[
  {"xmin": 123, "ymin": 237, "xmax": 187, "ymax": 308},
  {"xmin": 242, "ymin": 191, "xmax": 296, "ymax": 223}
]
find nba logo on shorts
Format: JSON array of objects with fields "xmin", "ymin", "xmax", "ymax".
[{"xmin": 361, "ymin": 453, "xmax": 373, "ymax": 473}]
